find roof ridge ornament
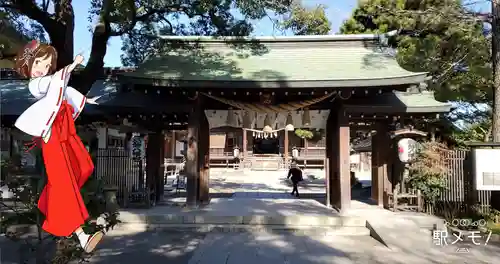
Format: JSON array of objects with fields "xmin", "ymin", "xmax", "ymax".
[{"xmin": 406, "ymin": 81, "xmax": 429, "ymax": 93}]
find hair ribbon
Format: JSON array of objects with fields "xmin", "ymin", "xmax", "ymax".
[{"xmin": 21, "ymin": 40, "xmax": 39, "ymax": 66}]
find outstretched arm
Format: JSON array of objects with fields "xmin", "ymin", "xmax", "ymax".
[{"xmin": 66, "ymin": 54, "xmax": 84, "ymax": 74}]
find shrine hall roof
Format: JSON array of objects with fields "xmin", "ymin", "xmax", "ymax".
[
  {"xmin": 0, "ymin": 79, "xmax": 116, "ymax": 116},
  {"xmin": 118, "ymin": 34, "xmax": 428, "ymax": 88},
  {"xmin": 345, "ymin": 91, "xmax": 452, "ymax": 114}
]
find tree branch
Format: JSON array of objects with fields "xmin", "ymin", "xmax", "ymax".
[
  {"xmin": 110, "ymin": 3, "xmax": 189, "ymax": 36},
  {"xmin": 4, "ymin": 0, "xmax": 57, "ymax": 29},
  {"xmin": 41, "ymin": 0, "xmax": 50, "ymax": 12},
  {"xmin": 375, "ymin": 5, "xmax": 491, "ymax": 24}
]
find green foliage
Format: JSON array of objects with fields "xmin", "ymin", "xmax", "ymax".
[
  {"xmin": 118, "ymin": 0, "xmax": 295, "ymax": 66},
  {"xmin": 0, "ymin": 10, "xmax": 45, "ymax": 63},
  {"xmin": 0, "ymin": 150, "xmax": 119, "ymax": 263},
  {"xmin": 280, "ymin": 4, "xmax": 331, "ymax": 35},
  {"xmin": 2, "ymin": 0, "xmax": 296, "ymax": 93},
  {"xmin": 407, "ymin": 141, "xmax": 449, "ymax": 202},
  {"xmin": 340, "ymin": 0, "xmax": 491, "ymax": 104},
  {"xmin": 450, "ymin": 117, "xmax": 491, "ymax": 147},
  {"xmin": 294, "ymin": 128, "xmax": 313, "ymax": 139}
]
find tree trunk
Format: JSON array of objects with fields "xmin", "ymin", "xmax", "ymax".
[
  {"xmin": 72, "ymin": 23, "xmax": 111, "ymax": 95},
  {"xmin": 490, "ymin": 0, "xmax": 500, "ymax": 210},
  {"xmin": 49, "ymin": 0, "xmax": 75, "ymax": 68},
  {"xmin": 14, "ymin": 0, "xmax": 108, "ymax": 95}
]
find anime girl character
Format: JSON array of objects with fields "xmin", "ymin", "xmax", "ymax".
[{"xmin": 13, "ymin": 40, "xmax": 103, "ymax": 253}]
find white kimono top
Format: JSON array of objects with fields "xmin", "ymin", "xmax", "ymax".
[{"xmin": 14, "ymin": 67, "xmax": 87, "ymax": 141}]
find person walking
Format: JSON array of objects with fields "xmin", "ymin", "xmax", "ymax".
[{"xmin": 287, "ymin": 162, "xmax": 303, "ymax": 197}]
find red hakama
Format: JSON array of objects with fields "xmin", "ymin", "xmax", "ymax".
[{"xmin": 38, "ymin": 100, "xmax": 94, "ymax": 237}]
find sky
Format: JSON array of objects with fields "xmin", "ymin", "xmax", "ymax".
[
  {"xmin": 72, "ymin": 0, "xmax": 359, "ymax": 67},
  {"xmin": 70, "ymin": 0, "xmax": 492, "ymax": 67}
]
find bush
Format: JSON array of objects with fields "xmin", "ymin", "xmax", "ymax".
[
  {"xmin": 407, "ymin": 141, "xmax": 449, "ymax": 204},
  {"xmin": 0, "ymin": 149, "xmax": 120, "ymax": 263},
  {"xmin": 294, "ymin": 128, "xmax": 313, "ymax": 139}
]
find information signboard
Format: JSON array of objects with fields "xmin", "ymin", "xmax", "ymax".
[
  {"xmin": 473, "ymin": 148, "xmax": 500, "ymax": 191},
  {"xmin": 129, "ymin": 133, "xmax": 145, "ymax": 161}
]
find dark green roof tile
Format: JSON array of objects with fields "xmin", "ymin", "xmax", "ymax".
[{"xmin": 120, "ymin": 35, "xmax": 427, "ymax": 87}]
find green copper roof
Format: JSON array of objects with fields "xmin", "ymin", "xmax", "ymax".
[
  {"xmin": 119, "ymin": 35, "xmax": 428, "ymax": 88},
  {"xmin": 345, "ymin": 91, "xmax": 452, "ymax": 114}
]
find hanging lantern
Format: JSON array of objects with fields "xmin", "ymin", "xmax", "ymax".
[
  {"xmin": 292, "ymin": 147, "xmax": 299, "ymax": 158},
  {"xmin": 243, "ymin": 111, "xmax": 253, "ymax": 128},
  {"xmin": 233, "ymin": 146, "xmax": 240, "ymax": 158},
  {"xmin": 302, "ymin": 109, "xmax": 311, "ymax": 127},
  {"xmin": 226, "ymin": 108, "xmax": 237, "ymax": 127},
  {"xmin": 263, "ymin": 113, "xmax": 273, "ymax": 133},
  {"xmin": 285, "ymin": 112, "xmax": 294, "ymax": 131}
]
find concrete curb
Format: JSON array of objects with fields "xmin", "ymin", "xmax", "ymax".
[
  {"xmin": 116, "ymin": 223, "xmax": 371, "ymax": 236},
  {"xmin": 118, "ymin": 213, "xmax": 367, "ymax": 227},
  {"xmin": 365, "ymin": 218, "xmax": 439, "ymax": 250}
]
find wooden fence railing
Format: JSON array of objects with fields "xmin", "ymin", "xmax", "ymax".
[
  {"xmin": 94, "ymin": 148, "xmax": 145, "ymax": 205},
  {"xmin": 424, "ymin": 149, "xmax": 491, "ymax": 215}
]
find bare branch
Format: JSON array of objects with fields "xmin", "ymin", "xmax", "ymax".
[{"xmin": 41, "ymin": 0, "xmax": 50, "ymax": 12}]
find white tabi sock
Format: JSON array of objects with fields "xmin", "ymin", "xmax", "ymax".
[{"xmin": 76, "ymin": 230, "xmax": 90, "ymax": 248}]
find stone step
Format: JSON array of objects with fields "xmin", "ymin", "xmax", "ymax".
[
  {"xmin": 118, "ymin": 212, "xmax": 366, "ymax": 227},
  {"xmin": 116, "ymin": 223, "xmax": 371, "ymax": 236},
  {"xmin": 366, "ymin": 215, "xmax": 437, "ymax": 250}
]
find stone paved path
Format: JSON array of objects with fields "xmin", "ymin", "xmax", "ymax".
[
  {"xmin": 83, "ymin": 229, "xmax": 206, "ymax": 264},
  {"xmin": 186, "ymin": 230, "xmax": 500, "ymax": 264},
  {"xmin": 4, "ymin": 169, "xmax": 499, "ymax": 263}
]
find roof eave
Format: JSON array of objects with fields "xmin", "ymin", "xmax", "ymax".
[
  {"xmin": 156, "ymin": 34, "xmax": 382, "ymax": 43},
  {"xmin": 117, "ymin": 73, "xmax": 428, "ymax": 88},
  {"xmin": 404, "ymin": 105, "xmax": 453, "ymax": 113}
]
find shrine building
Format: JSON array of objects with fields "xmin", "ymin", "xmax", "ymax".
[{"xmin": 0, "ymin": 34, "xmax": 452, "ymax": 212}]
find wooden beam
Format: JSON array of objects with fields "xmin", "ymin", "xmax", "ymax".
[
  {"xmin": 242, "ymin": 128, "xmax": 247, "ymax": 159},
  {"xmin": 185, "ymin": 97, "xmax": 201, "ymax": 206},
  {"xmin": 337, "ymin": 110, "xmax": 351, "ymax": 212},
  {"xmin": 171, "ymin": 130, "xmax": 176, "ymax": 158},
  {"xmin": 326, "ymin": 106, "xmax": 351, "ymax": 212},
  {"xmin": 146, "ymin": 132, "xmax": 164, "ymax": 203},
  {"xmin": 284, "ymin": 129, "xmax": 289, "ymax": 166},
  {"xmin": 371, "ymin": 123, "xmax": 389, "ymax": 207},
  {"xmin": 325, "ymin": 113, "xmax": 333, "ymax": 208},
  {"xmin": 198, "ymin": 109, "xmax": 210, "ymax": 204}
]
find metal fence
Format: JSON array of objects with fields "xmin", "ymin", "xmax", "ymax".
[{"xmin": 94, "ymin": 148, "xmax": 145, "ymax": 205}]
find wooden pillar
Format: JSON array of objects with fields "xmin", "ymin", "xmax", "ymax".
[
  {"xmin": 304, "ymin": 139, "xmax": 308, "ymax": 168},
  {"xmin": 325, "ymin": 115, "xmax": 333, "ymax": 208},
  {"xmin": 146, "ymin": 131, "xmax": 164, "ymax": 203},
  {"xmin": 186, "ymin": 97, "xmax": 201, "ymax": 206},
  {"xmin": 326, "ymin": 107, "xmax": 351, "ymax": 212},
  {"xmin": 198, "ymin": 111, "xmax": 210, "ymax": 204},
  {"xmin": 171, "ymin": 130, "xmax": 176, "ymax": 158},
  {"xmin": 284, "ymin": 129, "xmax": 289, "ymax": 165},
  {"xmin": 242, "ymin": 128, "xmax": 247, "ymax": 159},
  {"xmin": 371, "ymin": 123, "xmax": 389, "ymax": 207}
]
